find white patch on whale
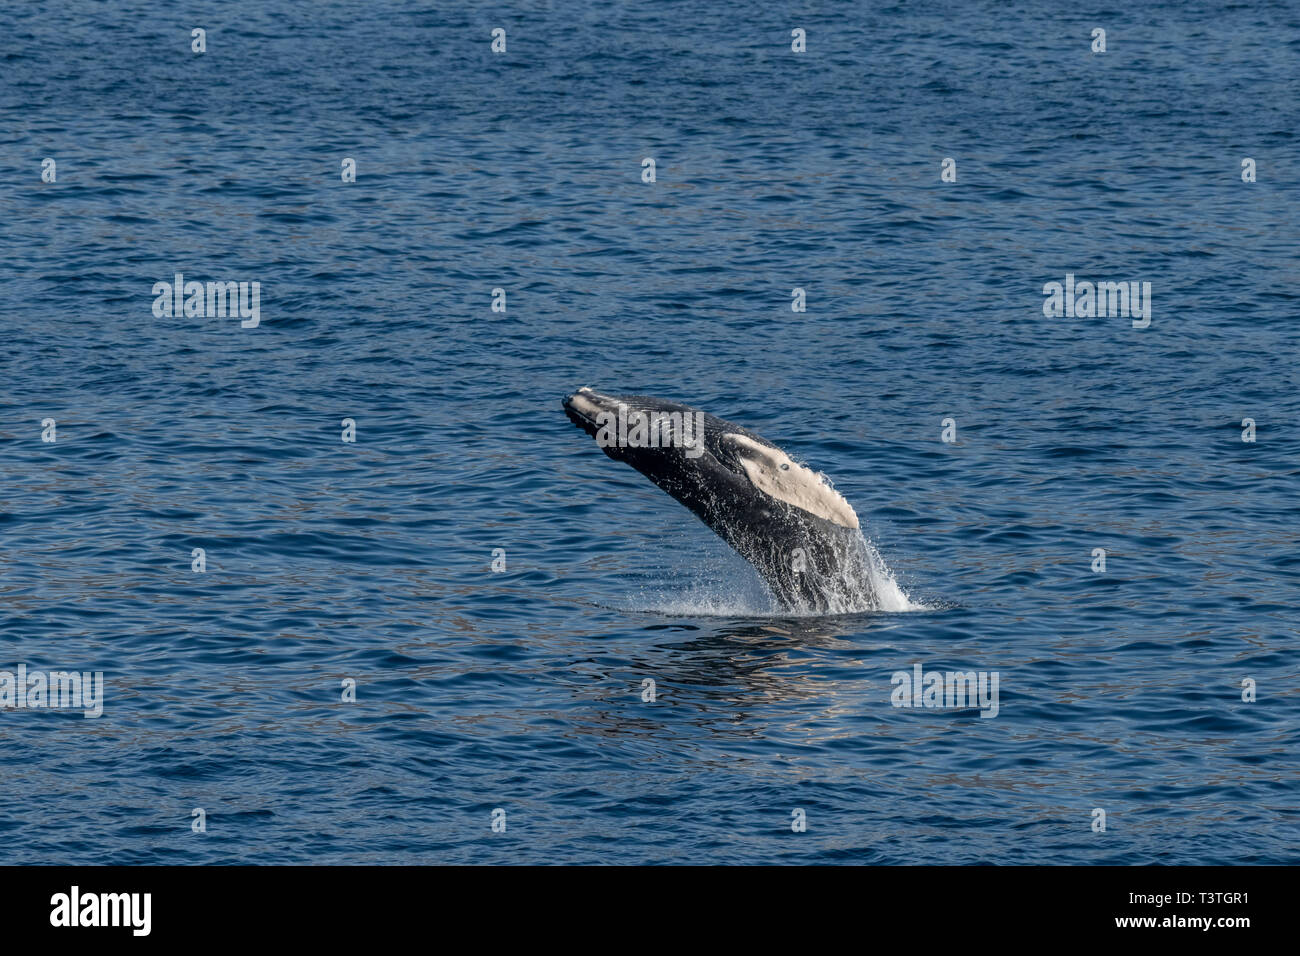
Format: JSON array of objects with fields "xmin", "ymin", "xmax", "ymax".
[
  {"xmin": 567, "ymin": 387, "xmax": 603, "ymax": 421},
  {"xmin": 723, "ymin": 433, "xmax": 860, "ymax": 530}
]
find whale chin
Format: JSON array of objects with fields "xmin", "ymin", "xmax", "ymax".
[{"xmin": 561, "ymin": 387, "xmax": 878, "ymax": 614}]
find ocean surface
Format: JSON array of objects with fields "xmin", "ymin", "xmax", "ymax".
[{"xmin": 1, "ymin": 0, "xmax": 1297, "ymax": 864}]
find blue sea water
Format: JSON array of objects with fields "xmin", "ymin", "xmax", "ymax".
[{"xmin": 1, "ymin": 0, "xmax": 1298, "ymax": 864}]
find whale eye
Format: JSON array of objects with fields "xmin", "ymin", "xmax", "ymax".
[{"xmin": 780, "ymin": 463, "xmax": 790, "ymax": 471}]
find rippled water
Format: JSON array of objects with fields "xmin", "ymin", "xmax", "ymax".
[{"xmin": 1, "ymin": 1, "xmax": 1297, "ymax": 864}]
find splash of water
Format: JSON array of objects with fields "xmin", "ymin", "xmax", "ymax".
[
  {"xmin": 624, "ymin": 529, "xmax": 924, "ymax": 618},
  {"xmin": 854, "ymin": 534, "xmax": 921, "ymax": 613},
  {"xmin": 786, "ymin": 530, "xmax": 923, "ymax": 615}
]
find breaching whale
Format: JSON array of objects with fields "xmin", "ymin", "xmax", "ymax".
[{"xmin": 562, "ymin": 387, "xmax": 882, "ymax": 614}]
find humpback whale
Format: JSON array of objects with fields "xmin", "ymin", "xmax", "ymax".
[{"xmin": 562, "ymin": 387, "xmax": 883, "ymax": 614}]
